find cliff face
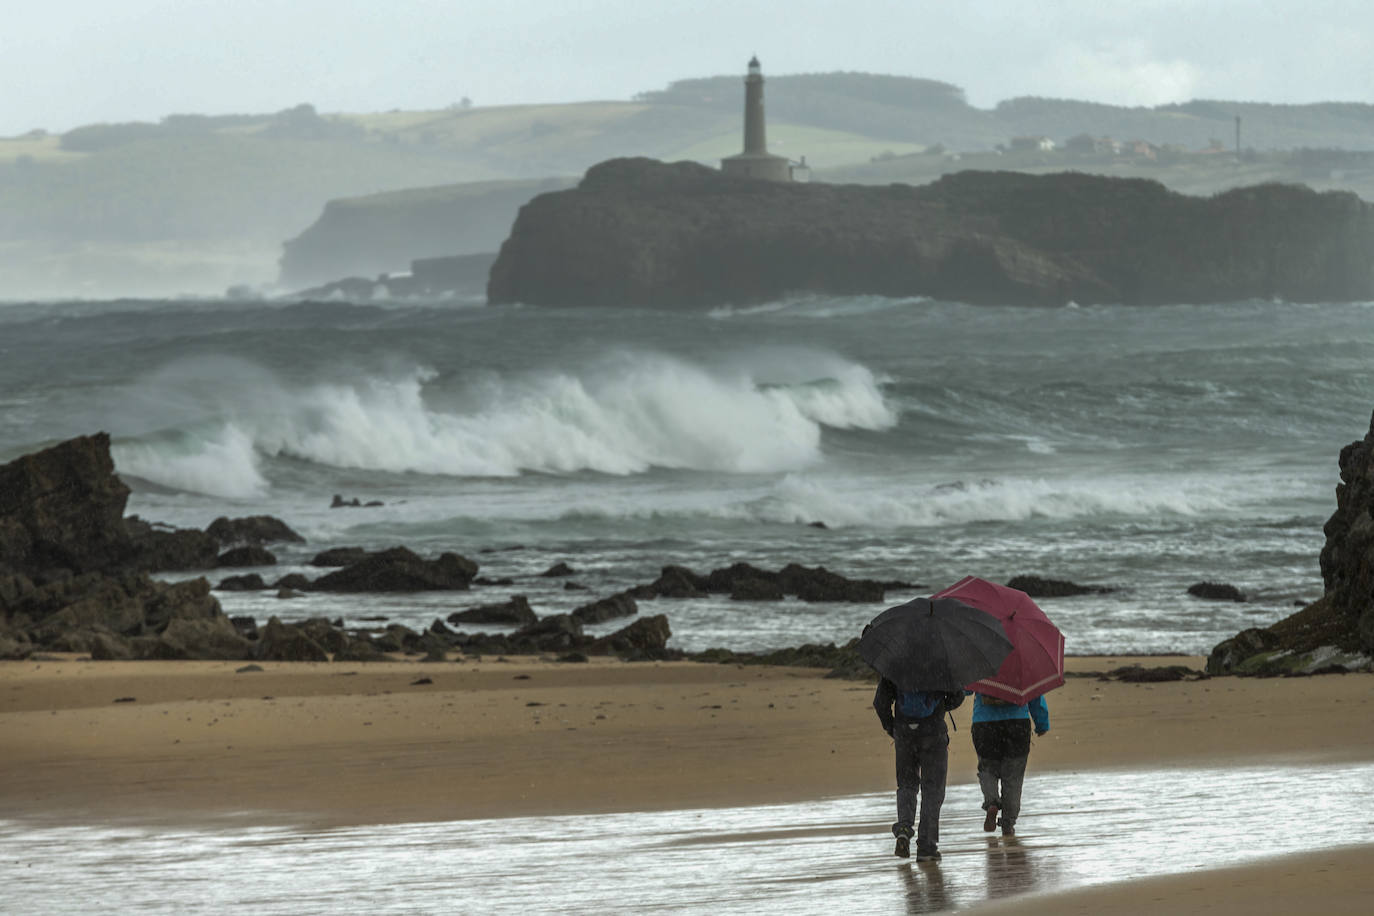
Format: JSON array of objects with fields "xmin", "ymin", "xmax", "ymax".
[{"xmin": 487, "ymin": 158, "xmax": 1374, "ymax": 308}]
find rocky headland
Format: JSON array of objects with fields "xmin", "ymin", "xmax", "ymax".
[{"xmin": 487, "ymin": 158, "xmax": 1374, "ymax": 308}]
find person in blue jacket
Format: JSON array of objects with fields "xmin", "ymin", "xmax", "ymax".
[
  {"xmin": 968, "ymin": 692, "xmax": 1050, "ymax": 837},
  {"xmin": 873, "ymin": 677, "xmax": 964, "ymax": 861}
]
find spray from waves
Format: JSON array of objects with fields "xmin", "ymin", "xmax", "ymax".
[
  {"xmin": 104, "ymin": 349, "xmax": 897, "ymax": 493},
  {"xmin": 113, "ymin": 424, "xmax": 267, "ymax": 499}
]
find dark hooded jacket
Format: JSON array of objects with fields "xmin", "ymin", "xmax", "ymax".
[{"xmin": 873, "ymin": 677, "xmax": 965, "ymax": 737}]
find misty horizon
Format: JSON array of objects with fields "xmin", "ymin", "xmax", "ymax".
[{"xmin": 5, "ymin": 1, "xmax": 1374, "ymax": 137}]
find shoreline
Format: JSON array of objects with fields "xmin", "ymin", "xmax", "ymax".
[
  {"xmin": 3, "ymin": 654, "xmax": 1372, "ymax": 829},
  {"xmin": 5, "ymin": 653, "xmax": 1373, "ymax": 913}
]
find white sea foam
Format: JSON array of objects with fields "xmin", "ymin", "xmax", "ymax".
[
  {"xmin": 741, "ymin": 472, "xmax": 1239, "ymax": 528},
  {"xmin": 113, "ymin": 424, "xmax": 267, "ymax": 499},
  {"xmin": 105, "ymin": 350, "xmax": 897, "ymax": 491}
]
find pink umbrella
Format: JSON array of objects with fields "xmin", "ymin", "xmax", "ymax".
[{"xmin": 930, "ymin": 575, "xmax": 1065, "ymax": 705}]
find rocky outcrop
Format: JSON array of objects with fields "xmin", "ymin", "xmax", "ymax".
[
  {"xmin": 488, "ymin": 158, "xmax": 1374, "ymax": 308},
  {"xmin": 254, "ymin": 616, "xmax": 329, "ymax": 662},
  {"xmin": 1006, "ymin": 575, "xmax": 1114, "ymax": 597},
  {"xmin": 447, "ymin": 596, "xmax": 537, "ymax": 626},
  {"xmin": 0, "ymin": 434, "xmax": 136, "ymax": 577},
  {"xmin": 632, "ymin": 560, "xmax": 890, "ymax": 603},
  {"xmin": 1187, "ymin": 581, "xmax": 1247, "ymax": 602},
  {"xmin": 1208, "ymin": 411, "xmax": 1374, "ymax": 674},
  {"xmin": 310, "ymin": 547, "xmax": 368, "ymax": 567},
  {"xmin": 125, "ymin": 517, "xmax": 220, "ymax": 571},
  {"xmin": 216, "ymin": 546, "xmax": 277, "ymax": 567},
  {"xmin": 570, "ymin": 592, "xmax": 637, "ymax": 624},
  {"xmin": 310, "ymin": 547, "xmax": 478, "ymax": 592},
  {"xmin": 587, "ymin": 614, "xmax": 671, "ymax": 658},
  {"xmin": 205, "ymin": 516, "xmax": 304, "ymax": 546}
]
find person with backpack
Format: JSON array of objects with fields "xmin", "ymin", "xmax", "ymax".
[
  {"xmin": 873, "ymin": 677, "xmax": 964, "ymax": 861},
  {"xmin": 968, "ymin": 691, "xmax": 1050, "ymax": 837}
]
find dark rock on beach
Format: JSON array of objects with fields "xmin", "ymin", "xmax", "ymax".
[
  {"xmin": 540, "ymin": 562, "xmax": 576, "ymax": 577},
  {"xmin": 310, "ymin": 547, "xmax": 478, "ymax": 592},
  {"xmin": 447, "ymin": 595, "xmax": 537, "ymax": 626},
  {"xmin": 642, "ymin": 565, "xmax": 709, "ymax": 598},
  {"xmin": 633, "ymin": 561, "xmax": 888, "ymax": 603},
  {"xmin": 587, "ymin": 614, "xmax": 671, "ymax": 658},
  {"xmin": 310, "ymin": 547, "xmax": 369, "ymax": 567},
  {"xmin": 125, "ymin": 517, "xmax": 221, "ymax": 571},
  {"xmin": 216, "ymin": 574, "xmax": 267, "ymax": 591},
  {"xmin": 489, "ymin": 158, "xmax": 1374, "ymax": 309},
  {"xmin": 253, "ymin": 616, "xmax": 329, "ymax": 662},
  {"xmin": 570, "ymin": 591, "xmax": 638, "ymax": 624},
  {"xmin": 1187, "ymin": 581, "xmax": 1247, "ymax": 602},
  {"xmin": 0, "ymin": 433, "xmax": 137, "ymax": 577},
  {"xmin": 217, "ymin": 545, "xmax": 278, "ymax": 567},
  {"xmin": 730, "ymin": 577, "xmax": 784, "ymax": 601},
  {"xmin": 1006, "ymin": 575, "xmax": 1113, "ymax": 598},
  {"xmin": 329, "ymin": 494, "xmax": 382, "ymax": 508},
  {"xmin": 779, "ymin": 564, "xmax": 885, "ymax": 602},
  {"xmin": 693, "ymin": 638, "xmax": 869, "ymax": 680},
  {"xmin": 205, "ymin": 515, "xmax": 304, "ymax": 546},
  {"xmin": 511, "ymin": 613, "xmax": 584, "ymax": 651},
  {"xmin": 1208, "ymin": 409, "xmax": 1374, "ymax": 675}
]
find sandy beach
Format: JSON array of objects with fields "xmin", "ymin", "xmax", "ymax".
[{"xmin": 3, "ymin": 654, "xmax": 1372, "ymax": 912}]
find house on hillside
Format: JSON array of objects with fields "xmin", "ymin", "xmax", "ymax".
[
  {"xmin": 1124, "ymin": 140, "xmax": 1158, "ymax": 160},
  {"xmin": 1009, "ymin": 135, "xmax": 1055, "ymax": 152}
]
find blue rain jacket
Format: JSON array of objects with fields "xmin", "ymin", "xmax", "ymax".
[{"xmin": 969, "ymin": 692, "xmax": 1050, "ymax": 733}]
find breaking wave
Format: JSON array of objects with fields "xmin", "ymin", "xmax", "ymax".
[{"xmin": 108, "ymin": 350, "xmax": 897, "ymax": 496}]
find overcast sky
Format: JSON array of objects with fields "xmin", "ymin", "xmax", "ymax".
[{"xmin": 7, "ymin": 0, "xmax": 1373, "ymax": 136}]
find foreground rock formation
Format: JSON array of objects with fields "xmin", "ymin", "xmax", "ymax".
[
  {"xmin": 1208, "ymin": 411, "xmax": 1374, "ymax": 674},
  {"xmin": 488, "ymin": 158, "xmax": 1374, "ymax": 308},
  {"xmin": 0, "ymin": 434, "xmax": 672, "ymax": 662}
]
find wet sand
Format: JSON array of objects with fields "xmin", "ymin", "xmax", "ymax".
[
  {"xmin": 3, "ymin": 654, "xmax": 1372, "ymax": 912},
  {"xmin": 965, "ymin": 845, "xmax": 1374, "ymax": 916},
  {"xmin": 2, "ymin": 654, "xmax": 1372, "ymax": 826}
]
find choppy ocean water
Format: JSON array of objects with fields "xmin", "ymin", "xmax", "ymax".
[{"xmin": 3, "ymin": 294, "xmax": 1372, "ymax": 655}]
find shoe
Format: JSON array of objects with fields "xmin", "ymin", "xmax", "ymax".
[
  {"xmin": 915, "ymin": 846, "xmax": 942, "ymax": 862},
  {"xmin": 1001, "ymin": 824, "xmax": 1016, "ymax": 838},
  {"xmin": 983, "ymin": 804, "xmax": 999, "ymax": 832},
  {"xmin": 894, "ymin": 836, "xmax": 910, "ymax": 858}
]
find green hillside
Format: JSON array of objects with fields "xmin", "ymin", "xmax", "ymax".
[{"xmin": 2, "ymin": 72, "xmax": 1373, "ymax": 298}]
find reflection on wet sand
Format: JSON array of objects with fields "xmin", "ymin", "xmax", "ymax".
[
  {"xmin": 3, "ymin": 762, "xmax": 1371, "ymax": 915},
  {"xmin": 900, "ymin": 860, "xmax": 950, "ymax": 913},
  {"xmin": 981, "ymin": 835, "xmax": 1051, "ymax": 902}
]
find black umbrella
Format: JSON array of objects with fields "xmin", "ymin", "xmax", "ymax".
[{"xmin": 859, "ymin": 596, "xmax": 1014, "ymax": 693}]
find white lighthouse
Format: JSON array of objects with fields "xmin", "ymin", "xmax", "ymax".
[{"xmin": 721, "ymin": 57, "xmax": 794, "ymax": 182}]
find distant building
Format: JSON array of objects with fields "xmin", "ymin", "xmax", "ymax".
[
  {"xmin": 721, "ymin": 57, "xmax": 796, "ymax": 182},
  {"xmin": 1124, "ymin": 139, "xmax": 1157, "ymax": 160},
  {"xmin": 1009, "ymin": 135, "xmax": 1055, "ymax": 152}
]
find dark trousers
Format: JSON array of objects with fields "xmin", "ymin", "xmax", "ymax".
[
  {"xmin": 892, "ymin": 723, "xmax": 948, "ymax": 851},
  {"xmin": 971, "ymin": 719, "xmax": 1032, "ymax": 828}
]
